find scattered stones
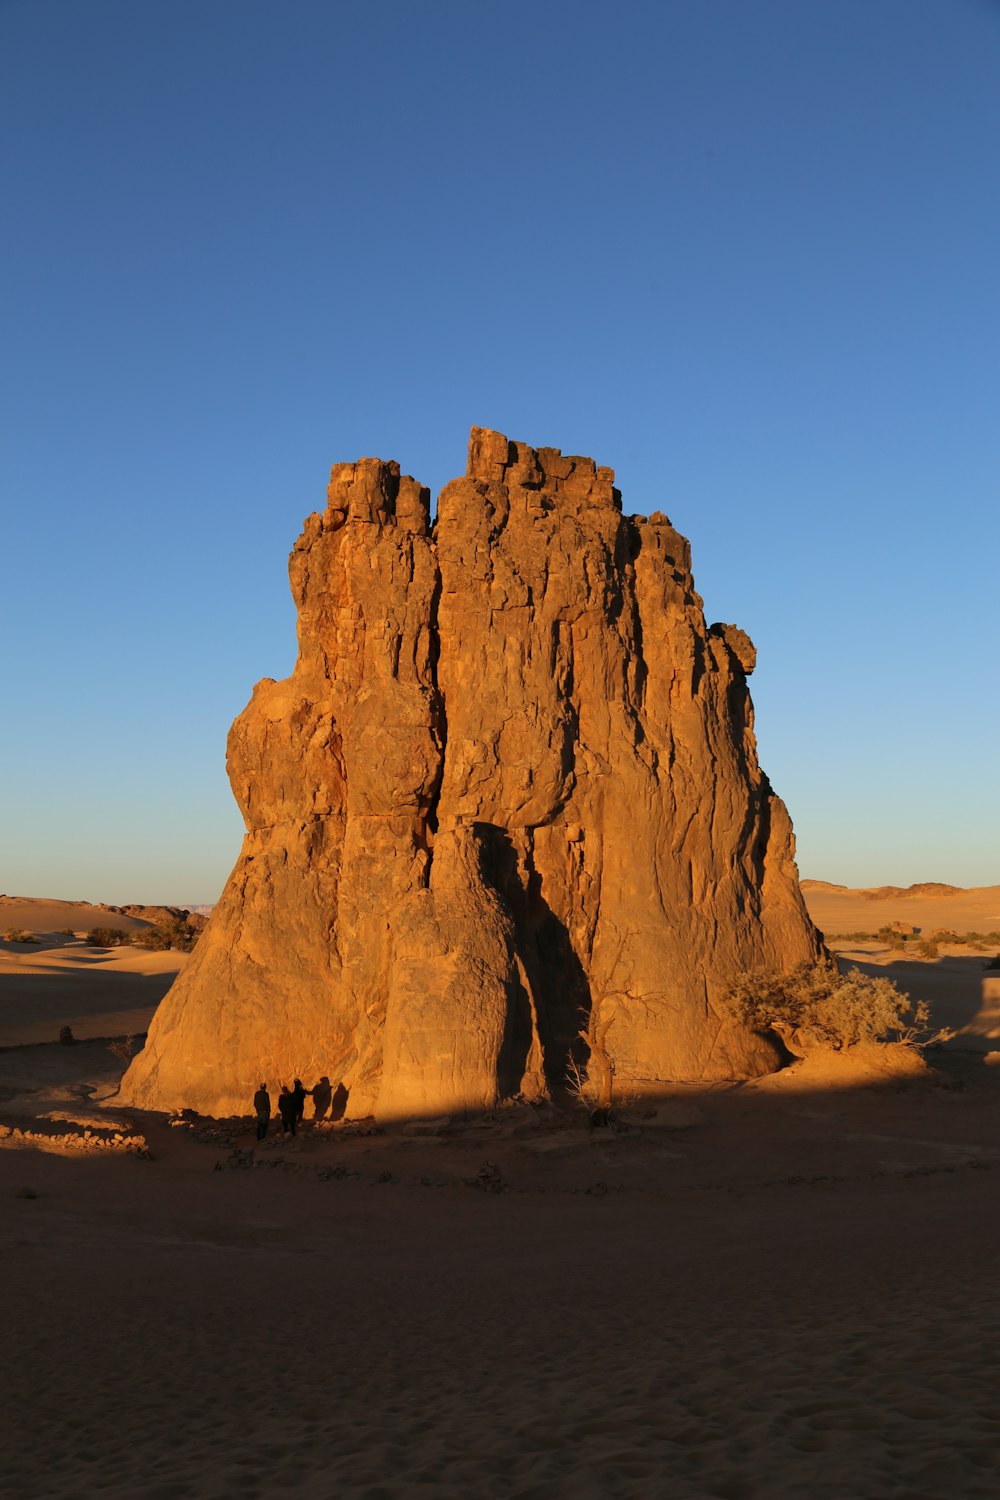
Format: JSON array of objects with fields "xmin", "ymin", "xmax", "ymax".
[
  {"xmin": 467, "ymin": 1161, "xmax": 509, "ymax": 1194},
  {"xmin": 400, "ymin": 1117, "xmax": 452, "ymax": 1137},
  {"xmin": 0, "ymin": 1122, "xmax": 150, "ymax": 1158},
  {"xmin": 214, "ymin": 1148, "xmax": 256, "ymax": 1171}
]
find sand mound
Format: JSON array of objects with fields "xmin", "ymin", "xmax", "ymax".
[
  {"xmin": 0, "ymin": 896, "xmax": 152, "ymax": 937},
  {"xmin": 750, "ymin": 1042, "xmax": 932, "ymax": 1092}
]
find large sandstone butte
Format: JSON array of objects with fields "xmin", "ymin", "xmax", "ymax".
[{"xmin": 121, "ymin": 428, "xmax": 821, "ymax": 1119}]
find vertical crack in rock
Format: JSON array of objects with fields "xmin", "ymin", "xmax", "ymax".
[
  {"xmin": 423, "ymin": 562, "xmax": 446, "ymax": 849},
  {"xmin": 121, "ymin": 427, "xmax": 823, "ymax": 1120}
]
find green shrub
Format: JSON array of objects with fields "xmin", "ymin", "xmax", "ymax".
[
  {"xmin": 718, "ymin": 960, "xmax": 943, "ymax": 1051},
  {"xmin": 134, "ymin": 920, "xmax": 200, "ymax": 952},
  {"xmin": 85, "ymin": 927, "xmax": 133, "ymax": 947}
]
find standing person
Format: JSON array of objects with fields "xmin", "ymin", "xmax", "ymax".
[
  {"xmin": 277, "ymin": 1084, "xmax": 296, "ymax": 1136},
  {"xmin": 253, "ymin": 1082, "xmax": 271, "ymax": 1142},
  {"xmin": 291, "ymin": 1078, "xmax": 307, "ymax": 1127}
]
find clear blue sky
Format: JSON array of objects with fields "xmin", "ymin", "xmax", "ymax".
[{"xmin": 2, "ymin": 0, "xmax": 997, "ymax": 903}]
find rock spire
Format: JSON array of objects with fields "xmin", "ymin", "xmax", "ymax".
[{"xmin": 121, "ymin": 428, "xmax": 821, "ymax": 1118}]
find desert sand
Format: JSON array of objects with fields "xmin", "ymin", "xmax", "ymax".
[
  {"xmin": 0, "ymin": 897, "xmax": 185, "ymax": 1046},
  {"xmin": 801, "ymin": 881, "xmax": 1000, "ymax": 1049},
  {"xmin": 2, "ymin": 888, "xmax": 1000, "ymax": 1497}
]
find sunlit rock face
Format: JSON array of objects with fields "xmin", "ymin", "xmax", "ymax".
[{"xmin": 120, "ymin": 428, "xmax": 821, "ymax": 1119}]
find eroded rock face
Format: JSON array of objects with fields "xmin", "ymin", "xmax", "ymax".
[{"xmin": 121, "ymin": 428, "xmax": 821, "ymax": 1119}]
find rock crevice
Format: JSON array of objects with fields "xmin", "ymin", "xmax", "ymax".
[{"xmin": 121, "ymin": 428, "xmax": 821, "ymax": 1119}]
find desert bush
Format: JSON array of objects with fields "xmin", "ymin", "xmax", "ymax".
[
  {"xmin": 85, "ymin": 927, "xmax": 133, "ymax": 947},
  {"xmin": 134, "ymin": 920, "xmax": 200, "ymax": 952},
  {"xmin": 56, "ymin": 927, "xmax": 76, "ymax": 937},
  {"xmin": 718, "ymin": 960, "xmax": 948, "ymax": 1052},
  {"xmin": 876, "ymin": 927, "xmax": 908, "ymax": 951},
  {"xmin": 108, "ymin": 1034, "xmax": 138, "ymax": 1064},
  {"xmin": 917, "ymin": 939, "xmax": 939, "ymax": 960},
  {"xmin": 58, "ymin": 1025, "xmax": 75, "ymax": 1045},
  {"xmin": 4, "ymin": 927, "xmax": 37, "ymax": 944}
]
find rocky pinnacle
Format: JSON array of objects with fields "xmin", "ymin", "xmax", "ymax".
[{"xmin": 120, "ymin": 428, "xmax": 821, "ymax": 1119}]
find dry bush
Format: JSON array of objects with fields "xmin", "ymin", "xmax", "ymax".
[
  {"xmin": 134, "ymin": 920, "xmax": 200, "ymax": 952},
  {"xmin": 108, "ymin": 1035, "xmax": 138, "ymax": 1064},
  {"xmin": 4, "ymin": 927, "xmax": 37, "ymax": 944},
  {"xmin": 718, "ymin": 960, "xmax": 952, "ymax": 1052},
  {"xmin": 85, "ymin": 927, "xmax": 133, "ymax": 948}
]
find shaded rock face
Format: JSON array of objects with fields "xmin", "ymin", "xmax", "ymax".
[{"xmin": 121, "ymin": 428, "xmax": 821, "ymax": 1119}]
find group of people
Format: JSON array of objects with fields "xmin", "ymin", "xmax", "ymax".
[{"xmin": 252, "ymin": 1076, "xmax": 334, "ymax": 1140}]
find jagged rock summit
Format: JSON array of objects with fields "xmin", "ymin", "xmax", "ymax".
[{"xmin": 121, "ymin": 427, "xmax": 821, "ymax": 1119}]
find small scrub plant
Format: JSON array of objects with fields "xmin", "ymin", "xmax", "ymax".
[
  {"xmin": 134, "ymin": 920, "xmax": 200, "ymax": 952},
  {"xmin": 4, "ymin": 927, "xmax": 37, "ymax": 944},
  {"xmin": 917, "ymin": 939, "xmax": 940, "ymax": 960},
  {"xmin": 108, "ymin": 1034, "xmax": 138, "ymax": 1064},
  {"xmin": 59, "ymin": 1025, "xmax": 76, "ymax": 1046},
  {"xmin": 718, "ymin": 960, "xmax": 951, "ymax": 1052},
  {"xmin": 567, "ymin": 1006, "xmax": 616, "ymax": 1125},
  {"xmin": 56, "ymin": 927, "xmax": 76, "ymax": 938},
  {"xmin": 85, "ymin": 927, "xmax": 133, "ymax": 948}
]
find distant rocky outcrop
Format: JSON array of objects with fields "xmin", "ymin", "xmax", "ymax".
[
  {"xmin": 99, "ymin": 904, "xmax": 208, "ymax": 932},
  {"xmin": 800, "ymin": 881, "xmax": 965, "ymax": 901},
  {"xmin": 121, "ymin": 428, "xmax": 821, "ymax": 1119}
]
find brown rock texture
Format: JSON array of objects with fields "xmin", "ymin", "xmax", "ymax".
[{"xmin": 121, "ymin": 428, "xmax": 822, "ymax": 1119}]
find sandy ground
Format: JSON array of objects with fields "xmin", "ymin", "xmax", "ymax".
[
  {"xmin": 3, "ymin": 889, "xmax": 1000, "ymax": 1498},
  {"xmin": 0, "ymin": 935, "xmax": 184, "ymax": 1046},
  {"xmin": 801, "ymin": 882, "xmax": 1000, "ymax": 1051},
  {"xmin": 801, "ymin": 881, "xmax": 1000, "ymax": 943}
]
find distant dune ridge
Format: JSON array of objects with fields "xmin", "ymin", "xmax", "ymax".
[
  {"xmin": 0, "ymin": 895, "xmax": 206, "ymax": 935},
  {"xmin": 800, "ymin": 881, "xmax": 1000, "ymax": 938},
  {"xmin": 120, "ymin": 426, "xmax": 821, "ymax": 1121},
  {"xmin": 801, "ymin": 879, "xmax": 971, "ymax": 901}
]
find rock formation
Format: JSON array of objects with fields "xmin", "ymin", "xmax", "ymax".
[{"xmin": 121, "ymin": 428, "xmax": 822, "ymax": 1119}]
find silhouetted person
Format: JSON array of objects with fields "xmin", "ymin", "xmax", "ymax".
[
  {"xmin": 278, "ymin": 1085, "xmax": 297, "ymax": 1136},
  {"xmin": 291, "ymin": 1078, "xmax": 307, "ymax": 1126},
  {"xmin": 310, "ymin": 1076, "xmax": 333, "ymax": 1120},
  {"xmin": 253, "ymin": 1083, "xmax": 271, "ymax": 1141}
]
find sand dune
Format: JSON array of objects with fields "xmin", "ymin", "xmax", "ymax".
[
  {"xmin": 0, "ymin": 928, "xmax": 185, "ymax": 1047},
  {"xmin": 801, "ymin": 880, "xmax": 1000, "ymax": 939},
  {"xmin": 0, "ymin": 894, "xmax": 154, "ymax": 936},
  {"xmin": 800, "ymin": 881, "xmax": 1000, "ymax": 1054}
]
